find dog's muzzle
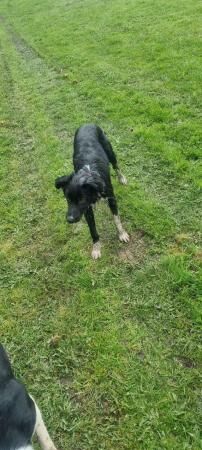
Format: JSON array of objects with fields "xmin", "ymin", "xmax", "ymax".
[{"xmin": 67, "ymin": 212, "xmax": 81, "ymax": 223}]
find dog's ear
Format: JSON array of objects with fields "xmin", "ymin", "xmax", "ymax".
[{"xmin": 55, "ymin": 174, "xmax": 74, "ymax": 190}]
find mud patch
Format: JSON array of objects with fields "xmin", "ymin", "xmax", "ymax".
[
  {"xmin": 118, "ymin": 229, "xmax": 149, "ymax": 265},
  {"xmin": 60, "ymin": 375, "xmax": 73, "ymax": 387},
  {"xmin": 176, "ymin": 356, "xmax": 196, "ymax": 369}
]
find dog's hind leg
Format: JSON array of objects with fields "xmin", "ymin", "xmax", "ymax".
[
  {"xmin": 115, "ymin": 168, "xmax": 128, "ymax": 185},
  {"xmin": 98, "ymin": 129, "xmax": 127, "ymax": 185},
  {"xmin": 107, "ymin": 192, "xmax": 129, "ymax": 243},
  {"xmin": 32, "ymin": 398, "xmax": 57, "ymax": 450},
  {"xmin": 85, "ymin": 207, "xmax": 101, "ymax": 259}
]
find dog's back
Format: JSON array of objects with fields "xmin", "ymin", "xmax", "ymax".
[
  {"xmin": 0, "ymin": 344, "xmax": 36, "ymax": 449},
  {"xmin": 74, "ymin": 123, "xmax": 104, "ymax": 149},
  {"xmin": 73, "ymin": 124, "xmax": 109, "ymax": 171}
]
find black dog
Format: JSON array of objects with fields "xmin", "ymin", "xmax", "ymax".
[
  {"xmin": 0, "ymin": 344, "xmax": 57, "ymax": 450},
  {"xmin": 55, "ymin": 124, "xmax": 129, "ymax": 259}
]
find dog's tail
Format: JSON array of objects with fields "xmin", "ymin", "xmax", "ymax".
[{"xmin": 0, "ymin": 344, "xmax": 13, "ymax": 382}]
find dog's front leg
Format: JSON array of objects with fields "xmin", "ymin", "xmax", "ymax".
[
  {"xmin": 32, "ymin": 398, "xmax": 58, "ymax": 450},
  {"xmin": 108, "ymin": 196, "xmax": 129, "ymax": 243},
  {"xmin": 85, "ymin": 206, "xmax": 101, "ymax": 259}
]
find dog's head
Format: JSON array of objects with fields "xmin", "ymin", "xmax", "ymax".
[{"xmin": 55, "ymin": 167, "xmax": 105, "ymax": 223}]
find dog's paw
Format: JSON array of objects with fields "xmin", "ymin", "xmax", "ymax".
[
  {"xmin": 92, "ymin": 249, "xmax": 101, "ymax": 259},
  {"xmin": 92, "ymin": 242, "xmax": 101, "ymax": 259},
  {"xmin": 119, "ymin": 231, "xmax": 130, "ymax": 243},
  {"xmin": 119, "ymin": 174, "xmax": 127, "ymax": 185}
]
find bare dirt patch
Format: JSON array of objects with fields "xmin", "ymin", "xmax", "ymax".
[
  {"xmin": 118, "ymin": 229, "xmax": 150, "ymax": 265},
  {"xmin": 176, "ymin": 356, "xmax": 197, "ymax": 369}
]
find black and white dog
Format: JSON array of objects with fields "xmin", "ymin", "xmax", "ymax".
[
  {"xmin": 0, "ymin": 344, "xmax": 57, "ymax": 450},
  {"xmin": 55, "ymin": 124, "xmax": 129, "ymax": 259}
]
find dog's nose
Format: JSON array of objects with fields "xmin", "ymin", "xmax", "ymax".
[{"xmin": 67, "ymin": 215, "xmax": 75, "ymax": 223}]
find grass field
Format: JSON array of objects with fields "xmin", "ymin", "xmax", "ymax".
[{"xmin": 0, "ymin": 0, "xmax": 201, "ymax": 448}]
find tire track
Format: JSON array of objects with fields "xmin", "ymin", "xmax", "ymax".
[
  {"xmin": 0, "ymin": 14, "xmax": 54, "ymax": 72},
  {"xmin": 0, "ymin": 31, "xmax": 35, "ymax": 157},
  {"xmin": 0, "ymin": 13, "xmax": 72, "ymax": 145},
  {"xmin": 0, "ymin": 21, "xmax": 48, "ymax": 252}
]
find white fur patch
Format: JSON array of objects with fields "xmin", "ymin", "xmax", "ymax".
[
  {"xmin": 116, "ymin": 169, "xmax": 127, "ymax": 185},
  {"xmin": 113, "ymin": 216, "xmax": 129, "ymax": 242},
  {"xmin": 84, "ymin": 164, "xmax": 90, "ymax": 171},
  {"xmin": 119, "ymin": 230, "xmax": 130, "ymax": 242},
  {"xmin": 92, "ymin": 241, "xmax": 101, "ymax": 259},
  {"xmin": 119, "ymin": 174, "xmax": 127, "ymax": 185},
  {"xmin": 31, "ymin": 396, "xmax": 58, "ymax": 450},
  {"xmin": 17, "ymin": 446, "xmax": 33, "ymax": 450}
]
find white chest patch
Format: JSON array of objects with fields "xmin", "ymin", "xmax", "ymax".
[{"xmin": 84, "ymin": 164, "xmax": 90, "ymax": 171}]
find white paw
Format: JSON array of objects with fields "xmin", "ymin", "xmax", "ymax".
[
  {"xmin": 92, "ymin": 242, "xmax": 101, "ymax": 259},
  {"xmin": 119, "ymin": 174, "xmax": 127, "ymax": 185},
  {"xmin": 92, "ymin": 249, "xmax": 101, "ymax": 259},
  {"xmin": 119, "ymin": 231, "xmax": 130, "ymax": 243}
]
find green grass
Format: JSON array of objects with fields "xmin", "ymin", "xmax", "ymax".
[{"xmin": 0, "ymin": 0, "xmax": 201, "ymax": 448}]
